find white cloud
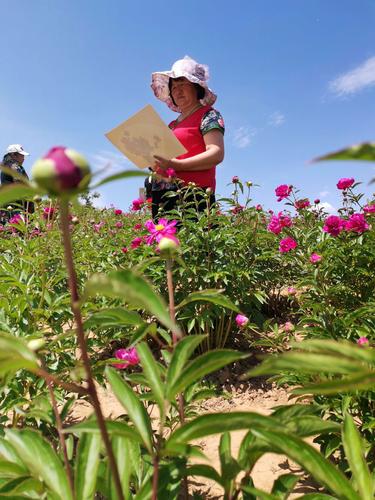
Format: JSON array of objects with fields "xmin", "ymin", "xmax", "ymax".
[
  {"xmin": 317, "ymin": 201, "xmax": 336, "ymax": 214},
  {"xmin": 232, "ymin": 126, "xmax": 257, "ymax": 148},
  {"xmin": 319, "ymin": 190, "xmax": 330, "ymax": 198},
  {"xmin": 329, "ymin": 56, "xmax": 375, "ymax": 97},
  {"xmin": 89, "ymin": 150, "xmax": 131, "ymax": 173},
  {"xmin": 268, "ymin": 111, "xmax": 285, "ymax": 127}
]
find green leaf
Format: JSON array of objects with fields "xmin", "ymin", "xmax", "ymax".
[
  {"xmin": 0, "ymin": 439, "xmax": 27, "ymax": 470},
  {"xmin": 136, "ymin": 342, "xmax": 165, "ymax": 416},
  {"xmin": 75, "ymin": 433, "xmax": 101, "ymax": 500},
  {"xmin": 166, "ymin": 335, "xmax": 206, "ymax": 392},
  {"xmin": 84, "ymin": 270, "xmax": 180, "ymax": 334},
  {"xmin": 0, "ymin": 183, "xmax": 38, "ymax": 207},
  {"xmin": 91, "ymin": 169, "xmax": 146, "ymax": 188},
  {"xmin": 271, "ymin": 473, "xmax": 299, "ymax": 498},
  {"xmin": 296, "ymin": 494, "xmax": 336, "ymax": 499},
  {"xmin": 64, "ymin": 419, "xmax": 142, "ymax": 442},
  {"xmin": 185, "ymin": 464, "xmax": 223, "ymax": 486},
  {"xmin": 297, "ymin": 339, "xmax": 375, "ymax": 364},
  {"xmin": 129, "ymin": 322, "xmax": 157, "ymax": 346},
  {"xmin": 250, "ymin": 428, "xmax": 358, "ymax": 500},
  {"xmin": 4, "ymin": 429, "xmax": 72, "ymax": 500},
  {"xmin": 342, "ymin": 413, "xmax": 374, "ymax": 500},
  {"xmin": 293, "ymin": 372, "xmax": 375, "ymax": 395},
  {"xmin": 167, "ymin": 350, "xmax": 247, "ymax": 399},
  {"xmin": 108, "ymin": 436, "xmax": 139, "ymax": 500},
  {"xmin": 167, "ymin": 412, "xmax": 282, "ymax": 448},
  {"xmin": 106, "ymin": 367, "xmax": 153, "ymax": 453},
  {"xmin": 0, "ymin": 461, "xmax": 28, "ymax": 478},
  {"xmin": 313, "ymin": 142, "xmax": 375, "ymax": 163},
  {"xmin": 284, "ymin": 416, "xmax": 341, "ymax": 437},
  {"xmin": 219, "ymin": 432, "xmax": 240, "ymax": 492},
  {"xmin": 84, "ymin": 307, "xmax": 143, "ymax": 330},
  {"xmin": 175, "ymin": 289, "xmax": 239, "ymax": 312}
]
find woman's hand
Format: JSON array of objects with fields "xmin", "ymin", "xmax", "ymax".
[{"xmin": 153, "ymin": 155, "xmax": 174, "ymax": 171}]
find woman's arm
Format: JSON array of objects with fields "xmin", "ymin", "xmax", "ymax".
[{"xmin": 154, "ymin": 129, "xmax": 224, "ymax": 172}]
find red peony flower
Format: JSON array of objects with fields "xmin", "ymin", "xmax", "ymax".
[{"xmin": 337, "ymin": 177, "xmax": 354, "ymax": 190}]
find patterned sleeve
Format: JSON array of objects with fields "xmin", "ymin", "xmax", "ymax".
[{"xmin": 200, "ymin": 109, "xmax": 225, "ymax": 135}]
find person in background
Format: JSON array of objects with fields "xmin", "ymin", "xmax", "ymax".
[
  {"xmin": 150, "ymin": 55, "xmax": 225, "ymax": 220},
  {"xmin": 0, "ymin": 144, "xmax": 34, "ymax": 223}
]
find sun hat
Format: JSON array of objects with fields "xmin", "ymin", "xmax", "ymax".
[
  {"xmin": 5, "ymin": 144, "xmax": 30, "ymax": 156},
  {"xmin": 151, "ymin": 55, "xmax": 217, "ymax": 112}
]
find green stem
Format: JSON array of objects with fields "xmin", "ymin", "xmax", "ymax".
[{"xmin": 59, "ymin": 199, "xmax": 124, "ymax": 500}]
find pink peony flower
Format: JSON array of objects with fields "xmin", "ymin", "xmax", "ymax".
[
  {"xmin": 310, "ymin": 252, "xmax": 322, "ymax": 263},
  {"xmin": 255, "ymin": 204, "xmax": 262, "ymax": 211},
  {"xmin": 323, "ymin": 215, "xmax": 345, "ymax": 237},
  {"xmin": 287, "ymin": 286, "xmax": 297, "ymax": 295},
  {"xmin": 363, "ymin": 204, "xmax": 375, "ymax": 214},
  {"xmin": 165, "ymin": 167, "xmax": 176, "ymax": 178},
  {"xmin": 294, "ymin": 199, "xmax": 310, "ymax": 210},
  {"xmin": 357, "ymin": 337, "xmax": 369, "ymax": 346},
  {"xmin": 114, "ymin": 347, "xmax": 139, "ymax": 369},
  {"xmin": 231, "ymin": 204, "xmax": 244, "ymax": 214},
  {"xmin": 42, "ymin": 206, "xmax": 56, "ymax": 219},
  {"xmin": 283, "ymin": 321, "xmax": 295, "ymax": 332},
  {"xmin": 314, "ymin": 199, "xmax": 320, "ymax": 205},
  {"xmin": 130, "ymin": 237, "xmax": 143, "ymax": 249},
  {"xmin": 345, "ymin": 213, "xmax": 369, "ymax": 234},
  {"xmin": 268, "ymin": 215, "xmax": 283, "ymax": 234},
  {"xmin": 114, "ymin": 209, "xmax": 123, "ymax": 215},
  {"xmin": 9, "ymin": 213, "xmax": 23, "ymax": 225},
  {"xmin": 232, "ymin": 176, "xmax": 239, "ymax": 183},
  {"xmin": 93, "ymin": 221, "xmax": 105, "ymax": 233},
  {"xmin": 279, "ymin": 236, "xmax": 297, "ymax": 253},
  {"xmin": 121, "ymin": 247, "xmax": 128, "ymax": 253},
  {"xmin": 144, "ymin": 218, "xmax": 178, "ymax": 245},
  {"xmin": 131, "ymin": 198, "xmax": 144, "ymax": 211},
  {"xmin": 115, "ymin": 221, "xmax": 123, "ymax": 229},
  {"xmin": 235, "ymin": 314, "xmax": 249, "ymax": 327},
  {"xmin": 275, "ymin": 184, "xmax": 292, "ymax": 202},
  {"xmin": 337, "ymin": 177, "xmax": 354, "ymax": 190},
  {"xmin": 133, "ymin": 223, "xmax": 142, "ymax": 230}
]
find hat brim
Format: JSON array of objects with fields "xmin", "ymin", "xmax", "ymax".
[{"xmin": 151, "ymin": 71, "xmax": 217, "ymax": 112}]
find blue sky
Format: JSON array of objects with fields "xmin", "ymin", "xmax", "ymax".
[{"xmin": 1, "ymin": 0, "xmax": 375, "ymax": 212}]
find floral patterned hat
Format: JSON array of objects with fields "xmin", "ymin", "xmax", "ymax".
[{"xmin": 151, "ymin": 55, "xmax": 217, "ymax": 112}]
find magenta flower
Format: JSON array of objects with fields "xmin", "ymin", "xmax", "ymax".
[
  {"xmin": 268, "ymin": 215, "xmax": 283, "ymax": 234},
  {"xmin": 121, "ymin": 247, "xmax": 128, "ymax": 253},
  {"xmin": 114, "ymin": 347, "xmax": 139, "ymax": 369},
  {"xmin": 115, "ymin": 221, "xmax": 123, "ymax": 229},
  {"xmin": 235, "ymin": 314, "xmax": 249, "ymax": 327},
  {"xmin": 275, "ymin": 184, "xmax": 292, "ymax": 202},
  {"xmin": 133, "ymin": 223, "xmax": 142, "ymax": 230},
  {"xmin": 357, "ymin": 337, "xmax": 369, "ymax": 346},
  {"xmin": 42, "ymin": 206, "xmax": 56, "ymax": 219},
  {"xmin": 232, "ymin": 176, "xmax": 239, "ymax": 183},
  {"xmin": 9, "ymin": 213, "xmax": 23, "ymax": 225},
  {"xmin": 363, "ymin": 204, "xmax": 375, "ymax": 214},
  {"xmin": 279, "ymin": 236, "xmax": 297, "ymax": 253},
  {"xmin": 323, "ymin": 215, "xmax": 345, "ymax": 237},
  {"xmin": 165, "ymin": 167, "xmax": 176, "ymax": 178},
  {"xmin": 287, "ymin": 286, "xmax": 297, "ymax": 295},
  {"xmin": 345, "ymin": 213, "xmax": 369, "ymax": 234},
  {"xmin": 310, "ymin": 252, "xmax": 322, "ymax": 263},
  {"xmin": 255, "ymin": 204, "xmax": 262, "ymax": 211},
  {"xmin": 31, "ymin": 146, "xmax": 91, "ymax": 195},
  {"xmin": 337, "ymin": 178, "xmax": 354, "ymax": 190},
  {"xmin": 93, "ymin": 221, "xmax": 105, "ymax": 233},
  {"xmin": 130, "ymin": 237, "xmax": 143, "ymax": 249},
  {"xmin": 314, "ymin": 199, "xmax": 320, "ymax": 205},
  {"xmin": 231, "ymin": 204, "xmax": 244, "ymax": 214},
  {"xmin": 114, "ymin": 209, "xmax": 123, "ymax": 215},
  {"xmin": 131, "ymin": 198, "xmax": 144, "ymax": 211},
  {"xmin": 144, "ymin": 218, "xmax": 178, "ymax": 245},
  {"xmin": 294, "ymin": 199, "xmax": 310, "ymax": 210}
]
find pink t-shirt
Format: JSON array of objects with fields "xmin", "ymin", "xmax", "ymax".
[{"xmin": 169, "ymin": 105, "xmax": 222, "ymax": 190}]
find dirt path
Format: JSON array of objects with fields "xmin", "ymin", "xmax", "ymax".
[{"xmin": 71, "ymin": 380, "xmax": 318, "ymax": 498}]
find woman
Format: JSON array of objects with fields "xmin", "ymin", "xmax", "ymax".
[
  {"xmin": 0, "ymin": 144, "xmax": 34, "ymax": 223},
  {"xmin": 150, "ymin": 55, "xmax": 225, "ymax": 219}
]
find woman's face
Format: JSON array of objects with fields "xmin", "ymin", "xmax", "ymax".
[
  {"xmin": 13, "ymin": 153, "xmax": 25, "ymax": 164},
  {"xmin": 170, "ymin": 77, "xmax": 199, "ymax": 110}
]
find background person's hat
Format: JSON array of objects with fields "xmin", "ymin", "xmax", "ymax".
[
  {"xmin": 151, "ymin": 55, "xmax": 217, "ymax": 112},
  {"xmin": 5, "ymin": 144, "xmax": 30, "ymax": 156}
]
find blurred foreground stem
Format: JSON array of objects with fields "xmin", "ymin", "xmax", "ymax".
[{"xmin": 59, "ymin": 199, "xmax": 124, "ymax": 500}]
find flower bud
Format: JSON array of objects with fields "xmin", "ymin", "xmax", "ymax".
[
  {"xmin": 206, "ymin": 187, "xmax": 212, "ymax": 195},
  {"xmin": 246, "ymin": 181, "xmax": 253, "ymax": 187},
  {"xmin": 27, "ymin": 338, "xmax": 46, "ymax": 351},
  {"xmin": 158, "ymin": 236, "xmax": 180, "ymax": 255},
  {"xmin": 31, "ymin": 146, "xmax": 91, "ymax": 196},
  {"xmin": 33, "ymin": 195, "xmax": 42, "ymax": 203},
  {"xmin": 71, "ymin": 216, "xmax": 79, "ymax": 224}
]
